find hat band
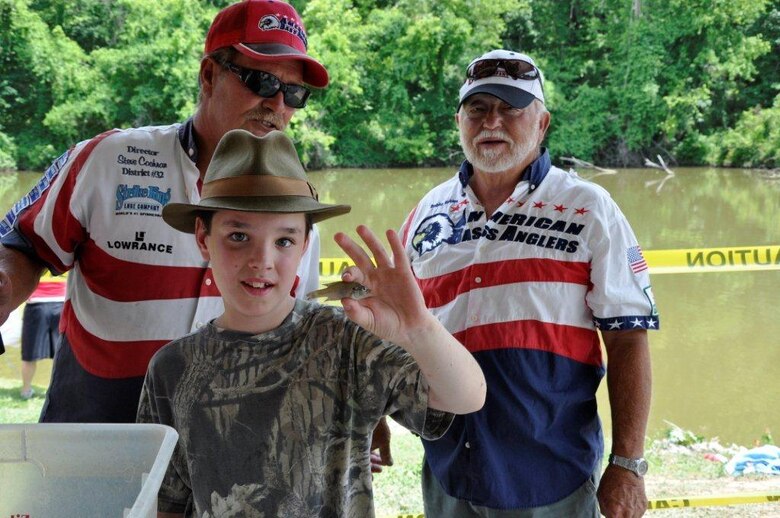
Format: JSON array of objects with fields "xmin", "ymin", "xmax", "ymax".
[{"xmin": 201, "ymin": 175, "xmax": 316, "ymax": 199}]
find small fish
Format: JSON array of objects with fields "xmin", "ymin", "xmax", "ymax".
[{"xmin": 306, "ymin": 281, "xmax": 371, "ymax": 302}]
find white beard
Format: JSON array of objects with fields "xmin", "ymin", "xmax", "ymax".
[{"xmin": 460, "ymin": 126, "xmax": 539, "ymax": 174}]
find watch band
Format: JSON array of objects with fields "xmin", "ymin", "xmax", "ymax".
[{"xmin": 608, "ymin": 453, "xmax": 648, "ymax": 477}]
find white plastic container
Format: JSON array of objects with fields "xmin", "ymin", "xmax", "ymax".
[{"xmin": 0, "ymin": 423, "xmax": 178, "ymax": 518}]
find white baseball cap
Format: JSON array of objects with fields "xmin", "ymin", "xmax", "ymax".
[{"xmin": 458, "ymin": 49, "xmax": 545, "ymax": 109}]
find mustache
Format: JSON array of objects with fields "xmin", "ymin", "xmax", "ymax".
[
  {"xmin": 247, "ymin": 109, "xmax": 284, "ymax": 129},
  {"xmin": 472, "ymin": 130, "xmax": 511, "ymax": 145}
]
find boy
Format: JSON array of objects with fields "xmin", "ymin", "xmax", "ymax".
[{"xmin": 137, "ymin": 129, "xmax": 486, "ymax": 517}]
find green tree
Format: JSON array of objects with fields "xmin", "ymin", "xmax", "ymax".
[
  {"xmin": 507, "ymin": 0, "xmax": 775, "ymax": 167},
  {"xmin": 700, "ymin": 0, "xmax": 780, "ymax": 167},
  {"xmin": 0, "ymin": 0, "xmax": 216, "ymax": 170},
  {"xmin": 303, "ymin": 0, "xmax": 527, "ymax": 167},
  {"xmin": 704, "ymin": 93, "xmax": 780, "ymax": 168},
  {"xmin": 48, "ymin": 0, "xmax": 213, "ymax": 139},
  {"xmin": 0, "ymin": 0, "xmax": 87, "ymax": 168},
  {"xmin": 656, "ymin": 0, "xmax": 772, "ymax": 164},
  {"xmin": 30, "ymin": 0, "xmax": 128, "ymax": 52},
  {"xmin": 1, "ymin": 0, "xmax": 777, "ymax": 171}
]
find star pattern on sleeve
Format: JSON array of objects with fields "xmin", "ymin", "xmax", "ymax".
[
  {"xmin": 647, "ymin": 318, "xmax": 658, "ymax": 328},
  {"xmin": 594, "ymin": 316, "xmax": 661, "ymax": 330}
]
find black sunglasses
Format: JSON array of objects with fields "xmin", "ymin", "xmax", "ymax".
[
  {"xmin": 222, "ymin": 61, "xmax": 311, "ymax": 109},
  {"xmin": 467, "ymin": 59, "xmax": 539, "ymax": 82}
]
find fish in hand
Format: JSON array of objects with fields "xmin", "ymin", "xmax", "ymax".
[{"xmin": 306, "ymin": 281, "xmax": 371, "ymax": 302}]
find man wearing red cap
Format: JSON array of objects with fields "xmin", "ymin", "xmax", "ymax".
[{"xmin": 0, "ymin": 0, "xmax": 329, "ymax": 423}]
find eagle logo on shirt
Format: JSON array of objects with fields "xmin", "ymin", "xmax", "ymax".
[{"xmin": 412, "ymin": 213, "xmax": 466, "ymax": 256}]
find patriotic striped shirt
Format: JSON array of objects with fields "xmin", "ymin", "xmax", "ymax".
[
  {"xmin": 1, "ymin": 123, "xmax": 319, "ymax": 379},
  {"xmin": 401, "ymin": 151, "xmax": 659, "ymax": 509}
]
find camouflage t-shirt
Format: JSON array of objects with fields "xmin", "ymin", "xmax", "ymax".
[{"xmin": 137, "ymin": 299, "xmax": 453, "ymax": 517}]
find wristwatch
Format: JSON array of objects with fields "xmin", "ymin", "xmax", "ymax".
[{"xmin": 608, "ymin": 453, "xmax": 648, "ymax": 477}]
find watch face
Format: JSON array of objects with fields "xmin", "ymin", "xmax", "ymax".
[{"xmin": 610, "ymin": 454, "xmax": 648, "ymax": 476}]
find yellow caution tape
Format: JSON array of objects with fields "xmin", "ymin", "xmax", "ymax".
[
  {"xmin": 380, "ymin": 493, "xmax": 780, "ymax": 517},
  {"xmin": 318, "ymin": 257, "xmax": 357, "ymax": 279},
  {"xmin": 645, "ymin": 245, "xmax": 780, "ymax": 274},
  {"xmin": 647, "ymin": 493, "xmax": 780, "ymax": 509},
  {"xmin": 40, "ymin": 246, "xmax": 780, "ymax": 287},
  {"xmin": 40, "ymin": 271, "xmax": 66, "ymax": 282},
  {"xmin": 318, "ymin": 245, "xmax": 780, "ymax": 280}
]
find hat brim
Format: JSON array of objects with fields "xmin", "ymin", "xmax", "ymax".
[
  {"xmin": 459, "ymin": 84, "xmax": 536, "ymax": 110},
  {"xmin": 235, "ymin": 43, "xmax": 329, "ymax": 88},
  {"xmin": 162, "ymin": 196, "xmax": 351, "ymax": 234}
]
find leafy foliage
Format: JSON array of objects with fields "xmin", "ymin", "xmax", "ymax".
[
  {"xmin": 703, "ymin": 94, "xmax": 780, "ymax": 168},
  {"xmin": 0, "ymin": 0, "xmax": 777, "ymax": 171},
  {"xmin": 298, "ymin": 0, "xmax": 525, "ymax": 167}
]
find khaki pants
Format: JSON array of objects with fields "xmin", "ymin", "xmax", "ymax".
[{"xmin": 421, "ymin": 461, "xmax": 600, "ymax": 518}]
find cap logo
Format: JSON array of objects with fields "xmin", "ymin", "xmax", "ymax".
[
  {"xmin": 258, "ymin": 14, "xmax": 308, "ymax": 49},
  {"xmin": 259, "ymin": 14, "xmax": 281, "ymax": 30}
]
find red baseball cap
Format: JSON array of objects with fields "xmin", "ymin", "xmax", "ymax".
[{"xmin": 205, "ymin": 0, "xmax": 329, "ymax": 88}]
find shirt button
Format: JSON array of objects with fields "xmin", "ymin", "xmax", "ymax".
[
  {"xmin": 474, "ymin": 277, "xmax": 482, "ymax": 284},
  {"xmin": 471, "ymin": 315, "xmax": 478, "ymax": 322},
  {"xmin": 465, "ymin": 441, "xmax": 471, "ymax": 449},
  {"xmin": 205, "ymin": 278, "xmax": 212, "ymax": 286},
  {"xmin": 196, "ymin": 321, "xmax": 204, "ymax": 329}
]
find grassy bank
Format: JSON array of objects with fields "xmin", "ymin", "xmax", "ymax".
[
  {"xmin": 369, "ymin": 421, "xmax": 779, "ymax": 518},
  {"xmin": 0, "ymin": 378, "xmax": 46, "ymax": 423},
  {"xmin": 1, "ymin": 378, "xmax": 776, "ymax": 517}
]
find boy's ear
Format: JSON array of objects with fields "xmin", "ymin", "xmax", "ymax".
[{"xmin": 195, "ymin": 217, "xmax": 211, "ymax": 261}]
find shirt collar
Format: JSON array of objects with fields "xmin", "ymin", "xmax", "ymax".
[
  {"xmin": 177, "ymin": 117, "xmax": 198, "ymax": 164},
  {"xmin": 458, "ymin": 147, "xmax": 551, "ymax": 193}
]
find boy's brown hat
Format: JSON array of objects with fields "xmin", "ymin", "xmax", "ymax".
[{"xmin": 162, "ymin": 129, "xmax": 350, "ymax": 233}]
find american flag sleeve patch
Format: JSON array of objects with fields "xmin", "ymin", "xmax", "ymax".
[{"xmin": 627, "ymin": 245, "xmax": 648, "ymax": 274}]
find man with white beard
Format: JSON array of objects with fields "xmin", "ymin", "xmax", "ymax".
[{"xmin": 398, "ymin": 49, "xmax": 658, "ymax": 517}]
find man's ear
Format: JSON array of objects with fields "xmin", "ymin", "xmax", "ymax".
[
  {"xmin": 195, "ymin": 217, "xmax": 211, "ymax": 262},
  {"xmin": 199, "ymin": 58, "xmax": 218, "ymax": 100},
  {"xmin": 538, "ymin": 110, "xmax": 551, "ymax": 143}
]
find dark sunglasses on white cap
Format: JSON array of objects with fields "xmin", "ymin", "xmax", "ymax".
[
  {"xmin": 459, "ymin": 50, "xmax": 546, "ymax": 108},
  {"xmin": 466, "ymin": 58, "xmax": 545, "ymax": 101},
  {"xmin": 466, "ymin": 59, "xmax": 540, "ymax": 82}
]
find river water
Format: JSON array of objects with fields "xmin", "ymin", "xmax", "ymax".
[{"xmin": 1, "ymin": 166, "xmax": 778, "ymax": 446}]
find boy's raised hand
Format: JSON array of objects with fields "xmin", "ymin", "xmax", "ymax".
[
  {"xmin": 333, "ymin": 225, "xmax": 431, "ymax": 346},
  {"xmin": 335, "ymin": 225, "xmax": 486, "ymax": 415}
]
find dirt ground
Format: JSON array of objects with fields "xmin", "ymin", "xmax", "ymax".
[
  {"xmin": 642, "ymin": 431, "xmax": 780, "ymax": 517},
  {"xmin": 645, "ymin": 474, "xmax": 779, "ymax": 517}
]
